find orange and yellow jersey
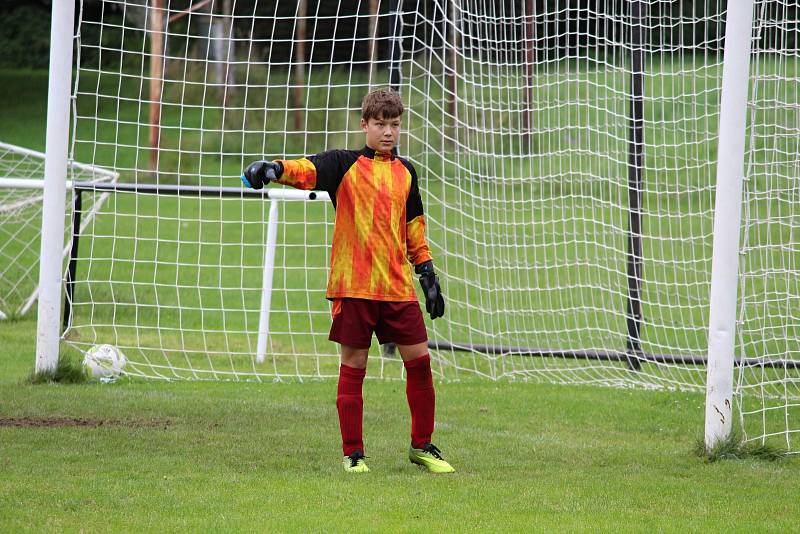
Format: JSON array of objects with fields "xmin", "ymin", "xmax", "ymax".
[{"xmin": 275, "ymin": 146, "xmax": 432, "ymax": 302}]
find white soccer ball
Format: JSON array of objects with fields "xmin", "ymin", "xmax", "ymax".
[{"xmin": 83, "ymin": 344, "xmax": 127, "ymax": 379}]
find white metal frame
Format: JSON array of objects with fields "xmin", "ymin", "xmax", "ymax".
[
  {"xmin": 704, "ymin": 0, "xmax": 755, "ymax": 449},
  {"xmin": 35, "ymin": 0, "xmax": 761, "ymax": 451},
  {"xmin": 37, "ymin": 0, "xmax": 76, "ymax": 373}
]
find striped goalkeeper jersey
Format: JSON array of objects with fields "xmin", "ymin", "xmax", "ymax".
[{"xmin": 276, "ymin": 146, "xmax": 432, "ymax": 302}]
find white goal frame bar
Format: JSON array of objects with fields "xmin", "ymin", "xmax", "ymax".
[
  {"xmin": 703, "ymin": 0, "xmax": 754, "ymax": 450},
  {"xmin": 37, "ymin": 0, "xmax": 75, "ymax": 373}
]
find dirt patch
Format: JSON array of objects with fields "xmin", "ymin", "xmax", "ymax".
[{"xmin": 0, "ymin": 416, "xmax": 171, "ymax": 429}]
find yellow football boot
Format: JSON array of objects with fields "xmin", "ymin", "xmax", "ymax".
[
  {"xmin": 408, "ymin": 443, "xmax": 455, "ymax": 473},
  {"xmin": 343, "ymin": 451, "xmax": 369, "ymax": 473}
]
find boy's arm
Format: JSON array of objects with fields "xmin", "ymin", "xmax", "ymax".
[
  {"xmin": 403, "ymin": 160, "xmax": 432, "ymax": 266},
  {"xmin": 406, "ymin": 210, "xmax": 433, "ymax": 266},
  {"xmin": 402, "ymin": 160, "xmax": 444, "ymax": 320},
  {"xmin": 242, "ymin": 151, "xmax": 357, "ymax": 198}
]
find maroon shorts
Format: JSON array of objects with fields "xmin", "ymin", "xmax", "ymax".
[{"xmin": 329, "ymin": 298, "xmax": 428, "ymax": 349}]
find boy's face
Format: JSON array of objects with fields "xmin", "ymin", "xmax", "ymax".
[{"xmin": 361, "ymin": 115, "xmax": 401, "ymax": 153}]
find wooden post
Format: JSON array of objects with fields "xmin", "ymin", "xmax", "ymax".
[
  {"xmin": 149, "ymin": 0, "xmax": 165, "ymax": 174},
  {"xmin": 448, "ymin": 0, "xmax": 458, "ymax": 120},
  {"xmin": 523, "ymin": 0, "xmax": 534, "ymax": 144},
  {"xmin": 368, "ymin": 0, "xmax": 379, "ymax": 87},
  {"xmin": 223, "ymin": 0, "xmax": 234, "ymax": 88},
  {"xmin": 389, "ymin": 0, "xmax": 402, "ymax": 90},
  {"xmin": 294, "ymin": 0, "xmax": 307, "ymax": 131},
  {"xmin": 212, "ymin": 9, "xmax": 225, "ymax": 91}
]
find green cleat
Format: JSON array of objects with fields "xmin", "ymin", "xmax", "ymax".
[
  {"xmin": 409, "ymin": 443, "xmax": 455, "ymax": 473},
  {"xmin": 343, "ymin": 451, "xmax": 369, "ymax": 473}
]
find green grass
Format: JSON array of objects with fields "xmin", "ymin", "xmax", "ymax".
[{"xmin": 1, "ymin": 317, "xmax": 798, "ymax": 532}]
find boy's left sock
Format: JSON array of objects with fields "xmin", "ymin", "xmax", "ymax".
[{"xmin": 404, "ymin": 353, "xmax": 435, "ymax": 448}]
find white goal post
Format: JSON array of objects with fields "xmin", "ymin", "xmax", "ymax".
[
  {"xmin": 37, "ymin": 0, "xmax": 76, "ymax": 373},
  {"xmin": 36, "ymin": 0, "xmax": 800, "ymax": 453},
  {"xmin": 703, "ymin": 0, "xmax": 754, "ymax": 450}
]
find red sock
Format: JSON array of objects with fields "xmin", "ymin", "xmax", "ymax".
[
  {"xmin": 336, "ymin": 364, "xmax": 366, "ymax": 456},
  {"xmin": 404, "ymin": 354, "xmax": 435, "ymax": 449}
]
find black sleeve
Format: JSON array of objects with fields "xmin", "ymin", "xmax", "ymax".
[
  {"xmin": 307, "ymin": 150, "xmax": 360, "ymax": 201},
  {"xmin": 399, "ymin": 158, "xmax": 425, "ymax": 222}
]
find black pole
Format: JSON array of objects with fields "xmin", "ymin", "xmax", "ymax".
[
  {"xmin": 62, "ymin": 189, "xmax": 84, "ymax": 333},
  {"xmin": 427, "ymin": 340, "xmax": 800, "ymax": 370},
  {"xmin": 523, "ymin": 0, "xmax": 534, "ymax": 147},
  {"xmin": 383, "ymin": 0, "xmax": 403, "ymax": 360},
  {"xmin": 625, "ymin": 0, "xmax": 645, "ymax": 371}
]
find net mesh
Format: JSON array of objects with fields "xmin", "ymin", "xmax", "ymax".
[
  {"xmin": 0, "ymin": 142, "xmax": 116, "ymax": 319},
  {"xmin": 736, "ymin": 0, "xmax": 800, "ymax": 451},
  {"xmin": 64, "ymin": 1, "xmax": 799, "ymax": 449}
]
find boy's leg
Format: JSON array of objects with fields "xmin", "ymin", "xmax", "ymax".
[
  {"xmin": 397, "ymin": 342, "xmax": 434, "ymax": 448},
  {"xmin": 338, "ymin": 344, "xmax": 369, "ymax": 458},
  {"xmin": 398, "ymin": 343, "xmax": 454, "ymax": 473},
  {"xmin": 329, "ymin": 299, "xmax": 377, "ymax": 467},
  {"xmin": 375, "ymin": 301, "xmax": 454, "ymax": 472},
  {"xmin": 375, "ymin": 301, "xmax": 436, "ymax": 448}
]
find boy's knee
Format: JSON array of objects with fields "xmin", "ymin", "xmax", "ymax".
[
  {"xmin": 341, "ymin": 345, "xmax": 369, "ymax": 369},
  {"xmin": 397, "ymin": 342, "xmax": 429, "ymax": 362}
]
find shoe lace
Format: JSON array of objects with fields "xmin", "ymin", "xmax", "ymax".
[
  {"xmin": 422, "ymin": 443, "xmax": 444, "ymax": 460},
  {"xmin": 348, "ymin": 451, "xmax": 366, "ymax": 467}
]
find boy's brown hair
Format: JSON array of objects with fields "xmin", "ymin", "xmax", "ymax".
[{"xmin": 361, "ymin": 89, "xmax": 404, "ymax": 121}]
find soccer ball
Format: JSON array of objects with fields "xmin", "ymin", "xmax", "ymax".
[{"xmin": 82, "ymin": 344, "xmax": 127, "ymax": 379}]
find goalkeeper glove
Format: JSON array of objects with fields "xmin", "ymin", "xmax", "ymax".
[
  {"xmin": 415, "ymin": 260, "xmax": 445, "ymax": 320},
  {"xmin": 241, "ymin": 160, "xmax": 283, "ymax": 190}
]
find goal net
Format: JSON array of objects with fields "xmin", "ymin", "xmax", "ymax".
[
  {"xmin": 0, "ymin": 142, "xmax": 116, "ymax": 319},
  {"xmin": 736, "ymin": 0, "xmax": 800, "ymax": 451},
  {"xmin": 62, "ymin": 1, "xmax": 798, "ymax": 448}
]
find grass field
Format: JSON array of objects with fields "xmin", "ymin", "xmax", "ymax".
[
  {"xmin": 1, "ymin": 316, "xmax": 798, "ymax": 532},
  {"xmin": 1, "ymin": 56, "xmax": 799, "ymax": 531}
]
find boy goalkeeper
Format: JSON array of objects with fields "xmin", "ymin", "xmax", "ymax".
[{"xmin": 241, "ymin": 89, "xmax": 454, "ymax": 474}]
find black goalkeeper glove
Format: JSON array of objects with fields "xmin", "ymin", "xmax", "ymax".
[
  {"xmin": 415, "ymin": 260, "xmax": 445, "ymax": 320},
  {"xmin": 241, "ymin": 160, "xmax": 283, "ymax": 190}
]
